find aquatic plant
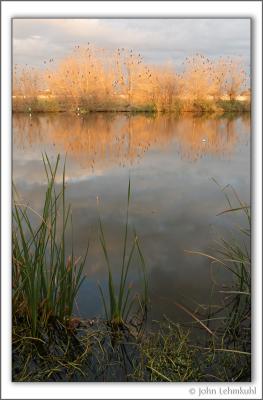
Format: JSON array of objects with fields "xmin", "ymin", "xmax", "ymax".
[
  {"xmin": 131, "ymin": 185, "xmax": 251, "ymax": 383},
  {"xmin": 97, "ymin": 179, "xmax": 148, "ymax": 327},
  {"xmin": 12, "ymin": 174, "xmax": 251, "ymax": 382},
  {"xmin": 12, "ymin": 154, "xmax": 88, "ymax": 336},
  {"xmin": 132, "ymin": 318, "xmax": 202, "ymax": 382},
  {"xmin": 185, "ymin": 183, "xmax": 251, "ymax": 380}
]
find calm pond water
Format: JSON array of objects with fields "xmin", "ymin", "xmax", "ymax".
[{"xmin": 13, "ymin": 112, "xmax": 250, "ymax": 324}]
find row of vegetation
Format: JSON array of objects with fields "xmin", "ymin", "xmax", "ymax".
[
  {"xmin": 13, "ymin": 156, "xmax": 251, "ymax": 382},
  {"xmin": 13, "ymin": 46, "xmax": 250, "ymax": 113}
]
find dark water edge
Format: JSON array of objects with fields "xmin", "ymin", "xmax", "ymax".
[{"xmin": 13, "ymin": 313, "xmax": 251, "ymax": 382}]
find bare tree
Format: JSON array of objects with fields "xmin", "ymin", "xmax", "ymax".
[{"xmin": 223, "ymin": 57, "xmax": 247, "ymax": 100}]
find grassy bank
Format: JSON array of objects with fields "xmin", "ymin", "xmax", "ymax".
[
  {"xmin": 12, "ymin": 96, "xmax": 158, "ymax": 113},
  {"xmin": 12, "ymin": 158, "xmax": 251, "ymax": 382},
  {"xmin": 12, "ymin": 96, "xmax": 250, "ymax": 115}
]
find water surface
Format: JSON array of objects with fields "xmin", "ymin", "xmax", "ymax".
[{"xmin": 13, "ymin": 112, "xmax": 250, "ymax": 323}]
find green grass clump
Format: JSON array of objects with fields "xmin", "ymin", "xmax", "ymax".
[
  {"xmin": 201, "ymin": 182, "xmax": 251, "ymax": 338},
  {"xmin": 98, "ymin": 180, "xmax": 148, "ymax": 327},
  {"xmin": 212, "ymin": 185, "xmax": 250, "ymax": 355},
  {"xmin": 13, "ymin": 154, "xmax": 88, "ymax": 336},
  {"xmin": 185, "ymin": 183, "xmax": 251, "ymax": 380}
]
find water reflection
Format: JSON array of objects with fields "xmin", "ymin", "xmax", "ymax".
[
  {"xmin": 13, "ymin": 112, "xmax": 250, "ymax": 322},
  {"xmin": 13, "ymin": 113, "xmax": 249, "ymax": 175}
]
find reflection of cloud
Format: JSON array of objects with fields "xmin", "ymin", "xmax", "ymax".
[
  {"xmin": 13, "ymin": 160, "xmax": 250, "ymax": 321},
  {"xmin": 13, "ymin": 19, "xmax": 250, "ymax": 70},
  {"xmin": 13, "ymin": 112, "xmax": 250, "ymax": 319}
]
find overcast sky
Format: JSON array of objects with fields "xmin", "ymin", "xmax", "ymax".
[{"xmin": 13, "ymin": 19, "xmax": 250, "ymax": 70}]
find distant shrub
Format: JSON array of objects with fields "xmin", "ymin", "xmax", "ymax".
[
  {"xmin": 13, "ymin": 47, "xmax": 250, "ymax": 114},
  {"xmin": 217, "ymin": 100, "xmax": 250, "ymax": 113},
  {"xmin": 192, "ymin": 100, "xmax": 216, "ymax": 114}
]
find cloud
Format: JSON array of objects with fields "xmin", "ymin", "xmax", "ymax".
[{"xmin": 12, "ymin": 18, "xmax": 250, "ymax": 69}]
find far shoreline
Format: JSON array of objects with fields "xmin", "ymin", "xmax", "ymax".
[{"xmin": 12, "ymin": 98, "xmax": 251, "ymax": 116}]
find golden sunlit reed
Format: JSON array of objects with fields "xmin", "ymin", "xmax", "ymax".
[{"xmin": 13, "ymin": 45, "xmax": 250, "ymax": 114}]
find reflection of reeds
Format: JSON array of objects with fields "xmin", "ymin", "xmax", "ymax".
[
  {"xmin": 13, "ymin": 154, "xmax": 88, "ymax": 336},
  {"xmin": 13, "ymin": 113, "xmax": 249, "ymax": 174}
]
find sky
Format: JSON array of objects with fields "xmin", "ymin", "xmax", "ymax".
[{"xmin": 13, "ymin": 18, "xmax": 250, "ymax": 70}]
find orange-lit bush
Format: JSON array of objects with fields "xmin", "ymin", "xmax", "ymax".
[{"xmin": 12, "ymin": 45, "xmax": 249, "ymax": 112}]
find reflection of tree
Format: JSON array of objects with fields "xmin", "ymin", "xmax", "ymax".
[
  {"xmin": 174, "ymin": 117, "xmax": 242, "ymax": 161},
  {"xmin": 240, "ymin": 113, "xmax": 251, "ymax": 133},
  {"xmin": 13, "ymin": 113, "xmax": 249, "ymax": 171},
  {"xmin": 13, "ymin": 114, "xmax": 44, "ymax": 146}
]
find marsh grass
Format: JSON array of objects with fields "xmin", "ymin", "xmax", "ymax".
[
  {"xmin": 12, "ymin": 154, "xmax": 88, "ymax": 336},
  {"xmin": 205, "ymin": 181, "xmax": 250, "ymax": 353},
  {"xmin": 12, "ymin": 159, "xmax": 250, "ymax": 382},
  {"xmin": 97, "ymin": 180, "xmax": 148, "ymax": 327},
  {"xmin": 139, "ymin": 183, "xmax": 251, "ymax": 382},
  {"xmin": 131, "ymin": 318, "xmax": 202, "ymax": 382},
  {"xmin": 12, "ymin": 317, "xmax": 144, "ymax": 382},
  {"xmin": 12, "ymin": 156, "xmax": 148, "ymax": 381},
  {"xmin": 13, "ymin": 319, "xmax": 88, "ymax": 381}
]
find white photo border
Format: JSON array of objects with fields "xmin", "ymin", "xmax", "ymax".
[{"xmin": 1, "ymin": 1, "xmax": 262, "ymax": 399}]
